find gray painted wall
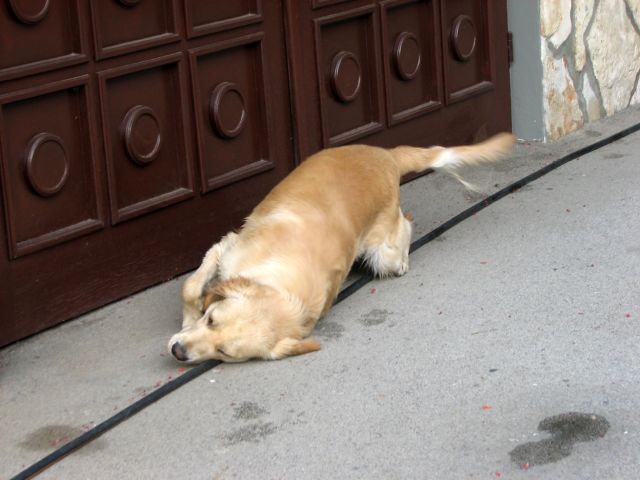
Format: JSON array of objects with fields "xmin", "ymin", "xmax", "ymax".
[{"xmin": 507, "ymin": 0, "xmax": 544, "ymax": 140}]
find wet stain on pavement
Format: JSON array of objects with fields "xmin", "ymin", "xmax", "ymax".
[
  {"xmin": 223, "ymin": 422, "xmax": 277, "ymax": 446},
  {"xmin": 509, "ymin": 412, "xmax": 609, "ymax": 467},
  {"xmin": 360, "ymin": 309, "xmax": 390, "ymax": 327},
  {"xmin": 314, "ymin": 321, "xmax": 345, "ymax": 340},
  {"xmin": 19, "ymin": 425, "xmax": 106, "ymax": 453},
  {"xmin": 233, "ymin": 402, "xmax": 268, "ymax": 420}
]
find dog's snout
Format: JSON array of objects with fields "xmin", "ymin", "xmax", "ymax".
[{"xmin": 171, "ymin": 341, "xmax": 188, "ymax": 362}]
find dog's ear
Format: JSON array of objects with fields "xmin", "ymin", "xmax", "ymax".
[
  {"xmin": 203, "ymin": 277, "xmax": 254, "ymax": 309},
  {"xmin": 269, "ymin": 338, "xmax": 321, "ymax": 360}
]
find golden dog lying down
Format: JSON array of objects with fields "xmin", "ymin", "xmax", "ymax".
[{"xmin": 168, "ymin": 134, "xmax": 515, "ymax": 363}]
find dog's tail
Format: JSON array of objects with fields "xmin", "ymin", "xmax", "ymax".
[{"xmin": 390, "ymin": 132, "xmax": 516, "ymax": 191}]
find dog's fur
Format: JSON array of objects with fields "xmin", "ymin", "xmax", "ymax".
[{"xmin": 168, "ymin": 134, "xmax": 515, "ymax": 363}]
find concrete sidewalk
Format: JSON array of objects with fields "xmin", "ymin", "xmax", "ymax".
[{"xmin": 2, "ymin": 107, "xmax": 640, "ymax": 479}]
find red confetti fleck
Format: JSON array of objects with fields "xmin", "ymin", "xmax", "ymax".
[
  {"xmin": 495, "ymin": 471, "xmax": 502, "ymax": 478},
  {"xmin": 482, "ymin": 405, "xmax": 492, "ymax": 410},
  {"xmin": 50, "ymin": 435, "xmax": 71, "ymax": 447},
  {"xmin": 479, "ymin": 261, "xmax": 488, "ymax": 265},
  {"xmin": 370, "ymin": 288, "xmax": 376, "ymax": 294},
  {"xmin": 625, "ymin": 313, "xmax": 632, "ymax": 318},
  {"xmin": 521, "ymin": 463, "xmax": 530, "ymax": 471},
  {"xmin": 177, "ymin": 367, "xmax": 186, "ymax": 373}
]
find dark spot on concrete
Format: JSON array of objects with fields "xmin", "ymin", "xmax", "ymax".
[
  {"xmin": 223, "ymin": 422, "xmax": 277, "ymax": 445},
  {"xmin": 603, "ymin": 153, "xmax": 625, "ymax": 159},
  {"xmin": 434, "ymin": 236, "xmax": 448, "ymax": 242},
  {"xmin": 360, "ymin": 309, "xmax": 390, "ymax": 326},
  {"xmin": 315, "ymin": 321, "xmax": 345, "ymax": 340},
  {"xmin": 584, "ymin": 130, "xmax": 602, "ymax": 137},
  {"xmin": 233, "ymin": 401, "xmax": 268, "ymax": 421},
  {"xmin": 20, "ymin": 425, "xmax": 107, "ymax": 453},
  {"xmin": 489, "ymin": 368, "xmax": 498, "ymax": 373},
  {"xmin": 509, "ymin": 412, "xmax": 609, "ymax": 468}
]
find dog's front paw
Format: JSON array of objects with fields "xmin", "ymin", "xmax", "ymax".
[
  {"xmin": 396, "ymin": 255, "xmax": 409, "ymax": 276},
  {"xmin": 182, "ymin": 275, "xmax": 203, "ymax": 304}
]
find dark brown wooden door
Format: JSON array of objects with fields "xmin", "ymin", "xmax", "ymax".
[
  {"xmin": 0, "ymin": 1, "xmax": 295, "ymax": 346},
  {"xmin": 285, "ymin": 0, "xmax": 511, "ymax": 159},
  {"xmin": 0, "ymin": 0, "xmax": 510, "ymax": 347}
]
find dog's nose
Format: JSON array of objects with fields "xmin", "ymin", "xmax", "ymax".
[{"xmin": 171, "ymin": 341, "xmax": 188, "ymax": 362}]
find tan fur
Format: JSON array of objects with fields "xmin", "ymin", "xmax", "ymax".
[{"xmin": 168, "ymin": 133, "xmax": 515, "ymax": 363}]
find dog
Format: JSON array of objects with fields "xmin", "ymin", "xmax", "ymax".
[{"xmin": 168, "ymin": 133, "xmax": 515, "ymax": 363}]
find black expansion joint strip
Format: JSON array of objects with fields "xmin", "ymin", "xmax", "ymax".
[{"xmin": 12, "ymin": 122, "xmax": 640, "ymax": 479}]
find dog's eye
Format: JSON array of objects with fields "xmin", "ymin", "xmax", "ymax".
[{"xmin": 206, "ymin": 316, "xmax": 216, "ymax": 327}]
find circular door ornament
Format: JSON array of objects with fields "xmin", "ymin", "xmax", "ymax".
[
  {"xmin": 121, "ymin": 105, "xmax": 162, "ymax": 166},
  {"xmin": 8, "ymin": 0, "xmax": 51, "ymax": 24},
  {"xmin": 209, "ymin": 82, "xmax": 247, "ymax": 139},
  {"xmin": 393, "ymin": 32, "xmax": 422, "ymax": 81},
  {"xmin": 330, "ymin": 51, "xmax": 362, "ymax": 103},
  {"xmin": 24, "ymin": 132, "xmax": 69, "ymax": 197},
  {"xmin": 450, "ymin": 15, "xmax": 477, "ymax": 62}
]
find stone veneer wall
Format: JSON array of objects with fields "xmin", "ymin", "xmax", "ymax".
[{"xmin": 540, "ymin": 0, "xmax": 640, "ymax": 140}]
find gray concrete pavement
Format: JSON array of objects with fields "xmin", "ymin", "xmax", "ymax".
[{"xmin": 2, "ymin": 106, "xmax": 640, "ymax": 479}]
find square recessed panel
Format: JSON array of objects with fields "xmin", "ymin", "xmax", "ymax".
[
  {"xmin": 441, "ymin": 0, "xmax": 494, "ymax": 104},
  {"xmin": 314, "ymin": 5, "xmax": 384, "ymax": 146},
  {"xmin": 184, "ymin": 0, "xmax": 262, "ymax": 38},
  {"xmin": 381, "ymin": 0, "xmax": 443, "ymax": 125},
  {"xmin": 0, "ymin": 0, "xmax": 88, "ymax": 81},
  {"xmin": 89, "ymin": 0, "xmax": 179, "ymax": 60},
  {"xmin": 0, "ymin": 77, "xmax": 104, "ymax": 258},
  {"xmin": 189, "ymin": 33, "xmax": 273, "ymax": 193},
  {"xmin": 98, "ymin": 53, "xmax": 195, "ymax": 224}
]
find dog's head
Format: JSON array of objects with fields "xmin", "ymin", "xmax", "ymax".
[{"xmin": 168, "ymin": 277, "xmax": 320, "ymax": 363}]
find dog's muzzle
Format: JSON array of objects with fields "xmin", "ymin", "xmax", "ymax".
[{"xmin": 170, "ymin": 341, "xmax": 188, "ymax": 362}]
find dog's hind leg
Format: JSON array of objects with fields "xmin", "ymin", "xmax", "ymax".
[
  {"xmin": 362, "ymin": 208, "xmax": 412, "ymax": 278},
  {"xmin": 182, "ymin": 232, "xmax": 237, "ymax": 326}
]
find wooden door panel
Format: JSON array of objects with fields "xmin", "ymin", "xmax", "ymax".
[
  {"xmin": 0, "ymin": 0, "xmax": 509, "ymax": 347},
  {"xmin": 0, "ymin": 0, "xmax": 88, "ymax": 81},
  {"xmin": 0, "ymin": 2, "xmax": 295, "ymax": 347},
  {"xmin": 190, "ymin": 33, "xmax": 274, "ymax": 192},
  {"xmin": 380, "ymin": 0, "xmax": 443, "ymax": 125},
  {"xmin": 286, "ymin": 0, "xmax": 511, "ymax": 160},
  {"xmin": 98, "ymin": 53, "xmax": 194, "ymax": 224},
  {"xmin": 89, "ymin": 0, "xmax": 180, "ymax": 60},
  {"xmin": 184, "ymin": 0, "xmax": 262, "ymax": 38},
  {"xmin": 314, "ymin": 5, "xmax": 384, "ymax": 147},
  {"xmin": 441, "ymin": 0, "xmax": 494, "ymax": 104},
  {"xmin": 0, "ymin": 77, "xmax": 103, "ymax": 258}
]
